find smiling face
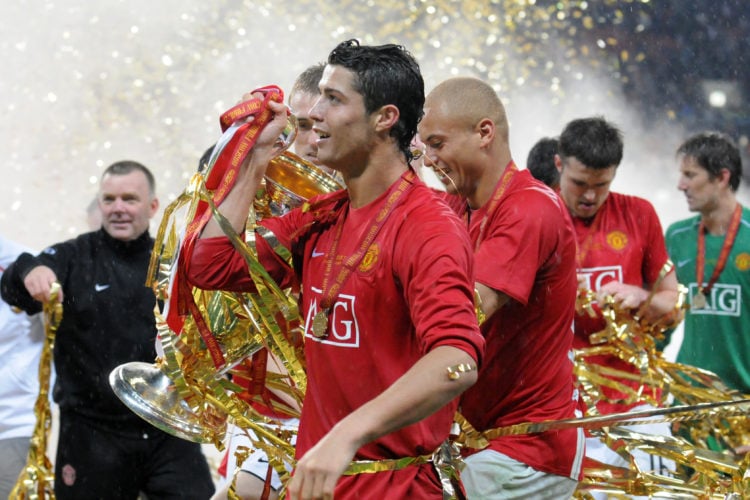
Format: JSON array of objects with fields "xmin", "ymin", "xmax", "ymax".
[
  {"xmin": 557, "ymin": 156, "xmax": 617, "ymax": 220},
  {"xmin": 99, "ymin": 170, "xmax": 158, "ymax": 241},
  {"xmin": 417, "ymin": 102, "xmax": 482, "ymax": 197},
  {"xmin": 309, "ymin": 65, "xmax": 375, "ymax": 174},
  {"xmin": 677, "ymin": 155, "xmax": 725, "ymax": 214}
]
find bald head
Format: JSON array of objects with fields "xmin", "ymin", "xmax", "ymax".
[
  {"xmin": 419, "ymin": 77, "xmax": 514, "ymax": 207},
  {"xmin": 425, "ymin": 77, "xmax": 509, "ymax": 142}
]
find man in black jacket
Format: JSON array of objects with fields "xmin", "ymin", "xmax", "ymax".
[{"xmin": 1, "ymin": 161, "xmax": 214, "ymax": 499}]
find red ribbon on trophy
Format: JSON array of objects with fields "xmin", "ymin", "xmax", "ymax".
[{"xmin": 166, "ymin": 85, "xmax": 286, "ymax": 368}]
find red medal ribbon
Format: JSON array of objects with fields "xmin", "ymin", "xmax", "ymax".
[
  {"xmin": 696, "ymin": 203, "xmax": 742, "ymax": 296},
  {"xmin": 473, "ymin": 161, "xmax": 517, "ymax": 252},
  {"xmin": 166, "ymin": 85, "xmax": 285, "ymax": 368},
  {"xmin": 318, "ymin": 170, "xmax": 417, "ymax": 313}
]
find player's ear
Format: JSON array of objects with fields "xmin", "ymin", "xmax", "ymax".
[
  {"xmin": 372, "ymin": 104, "xmax": 400, "ymax": 133},
  {"xmin": 476, "ymin": 118, "xmax": 495, "ymax": 148}
]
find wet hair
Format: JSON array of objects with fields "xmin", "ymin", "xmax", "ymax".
[
  {"xmin": 526, "ymin": 137, "xmax": 560, "ymax": 189},
  {"xmin": 290, "ymin": 62, "xmax": 325, "ymax": 101},
  {"xmin": 327, "ymin": 39, "xmax": 425, "ymax": 159},
  {"xmin": 101, "ymin": 160, "xmax": 156, "ymax": 195},
  {"xmin": 677, "ymin": 131, "xmax": 742, "ymax": 192},
  {"xmin": 558, "ymin": 116, "xmax": 623, "ymax": 169}
]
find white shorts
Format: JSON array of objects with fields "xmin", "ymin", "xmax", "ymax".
[
  {"xmin": 462, "ymin": 449, "xmax": 579, "ymax": 499},
  {"xmin": 223, "ymin": 418, "xmax": 299, "ymax": 491}
]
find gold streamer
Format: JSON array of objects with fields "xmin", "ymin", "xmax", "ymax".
[
  {"xmin": 456, "ymin": 284, "xmax": 750, "ymax": 497},
  {"xmin": 486, "ymin": 399, "xmax": 750, "ymax": 437},
  {"xmin": 10, "ymin": 282, "xmax": 62, "ymax": 500},
  {"xmin": 136, "ymin": 167, "xmax": 305, "ymax": 485},
  {"xmin": 574, "ymin": 288, "xmax": 750, "ymax": 497}
]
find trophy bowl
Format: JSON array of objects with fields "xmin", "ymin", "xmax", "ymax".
[{"xmin": 109, "ymin": 361, "xmax": 219, "ymax": 443}]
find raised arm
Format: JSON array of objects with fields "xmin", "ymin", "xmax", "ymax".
[{"xmin": 200, "ymin": 97, "xmax": 292, "ymax": 239}]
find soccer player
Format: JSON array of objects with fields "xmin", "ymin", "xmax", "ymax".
[
  {"xmin": 418, "ymin": 76, "xmax": 584, "ymax": 499},
  {"xmin": 186, "ymin": 40, "xmax": 484, "ymax": 499}
]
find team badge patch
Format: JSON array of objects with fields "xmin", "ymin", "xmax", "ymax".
[
  {"xmin": 735, "ymin": 252, "xmax": 750, "ymax": 271},
  {"xmin": 62, "ymin": 464, "xmax": 76, "ymax": 486},
  {"xmin": 606, "ymin": 230, "xmax": 628, "ymax": 251},
  {"xmin": 359, "ymin": 243, "xmax": 380, "ymax": 273}
]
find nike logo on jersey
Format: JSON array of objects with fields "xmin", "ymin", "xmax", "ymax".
[
  {"xmin": 311, "ymin": 248, "xmax": 325, "ymax": 258},
  {"xmin": 676, "ymin": 258, "xmax": 692, "ymax": 268},
  {"xmin": 94, "ymin": 283, "xmax": 110, "ymax": 292}
]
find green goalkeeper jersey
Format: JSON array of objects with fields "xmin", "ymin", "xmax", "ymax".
[{"xmin": 665, "ymin": 205, "xmax": 750, "ymax": 393}]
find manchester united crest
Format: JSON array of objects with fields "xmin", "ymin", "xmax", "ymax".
[
  {"xmin": 736, "ymin": 252, "xmax": 750, "ymax": 271},
  {"xmin": 606, "ymin": 230, "xmax": 628, "ymax": 251},
  {"xmin": 359, "ymin": 243, "xmax": 380, "ymax": 273}
]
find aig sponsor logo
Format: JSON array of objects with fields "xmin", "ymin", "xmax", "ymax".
[
  {"xmin": 578, "ymin": 265, "xmax": 623, "ymax": 291},
  {"xmin": 688, "ymin": 283, "xmax": 742, "ymax": 316},
  {"xmin": 305, "ymin": 287, "xmax": 360, "ymax": 347}
]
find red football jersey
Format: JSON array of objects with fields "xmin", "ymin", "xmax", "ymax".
[
  {"xmin": 571, "ymin": 191, "xmax": 669, "ymax": 414},
  {"xmin": 453, "ymin": 167, "xmax": 585, "ymax": 480},
  {"xmin": 190, "ymin": 173, "xmax": 484, "ymax": 498}
]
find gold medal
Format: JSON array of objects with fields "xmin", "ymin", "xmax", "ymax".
[
  {"xmin": 692, "ymin": 291, "xmax": 707, "ymax": 310},
  {"xmin": 312, "ymin": 309, "xmax": 329, "ymax": 338}
]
